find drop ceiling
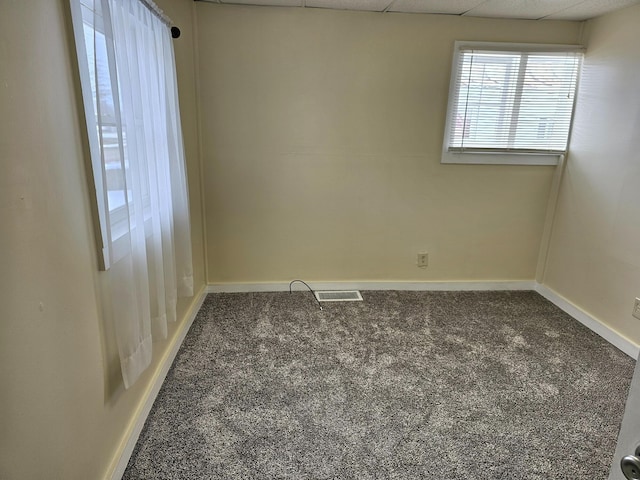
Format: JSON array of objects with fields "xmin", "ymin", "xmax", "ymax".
[{"xmin": 198, "ymin": 0, "xmax": 640, "ymax": 20}]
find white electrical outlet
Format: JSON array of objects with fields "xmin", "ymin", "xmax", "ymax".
[
  {"xmin": 417, "ymin": 252, "xmax": 428, "ymax": 268},
  {"xmin": 633, "ymin": 298, "xmax": 640, "ymax": 320}
]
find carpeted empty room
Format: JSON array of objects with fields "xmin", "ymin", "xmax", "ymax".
[{"xmin": 124, "ymin": 291, "xmax": 633, "ymax": 479}]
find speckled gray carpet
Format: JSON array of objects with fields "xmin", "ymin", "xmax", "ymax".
[{"xmin": 123, "ymin": 291, "xmax": 634, "ymax": 479}]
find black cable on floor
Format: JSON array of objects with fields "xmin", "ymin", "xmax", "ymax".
[{"xmin": 289, "ymin": 279, "xmax": 323, "ymax": 311}]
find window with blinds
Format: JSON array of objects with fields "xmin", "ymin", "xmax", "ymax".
[{"xmin": 442, "ymin": 42, "xmax": 583, "ymax": 165}]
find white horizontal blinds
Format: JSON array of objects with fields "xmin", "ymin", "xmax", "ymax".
[{"xmin": 449, "ymin": 48, "xmax": 582, "ymax": 153}]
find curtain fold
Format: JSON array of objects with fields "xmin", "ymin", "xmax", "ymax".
[{"xmin": 80, "ymin": 0, "xmax": 193, "ymax": 389}]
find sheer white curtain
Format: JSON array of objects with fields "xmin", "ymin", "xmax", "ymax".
[{"xmin": 71, "ymin": 0, "xmax": 193, "ymax": 388}]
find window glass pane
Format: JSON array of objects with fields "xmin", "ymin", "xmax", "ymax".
[
  {"xmin": 452, "ymin": 52, "xmax": 519, "ymax": 149},
  {"xmin": 514, "ymin": 53, "xmax": 578, "ymax": 150},
  {"xmin": 81, "ymin": 2, "xmax": 128, "ymax": 224}
]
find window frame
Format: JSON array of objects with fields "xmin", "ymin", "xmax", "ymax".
[
  {"xmin": 441, "ymin": 41, "xmax": 584, "ymax": 166},
  {"xmin": 70, "ymin": 0, "xmax": 111, "ymax": 269},
  {"xmin": 70, "ymin": 0, "xmax": 157, "ymax": 269}
]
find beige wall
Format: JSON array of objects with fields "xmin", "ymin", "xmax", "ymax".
[
  {"xmin": 0, "ymin": 0, "xmax": 204, "ymax": 478},
  {"xmin": 543, "ymin": 4, "xmax": 640, "ymax": 345},
  {"xmin": 3, "ymin": 0, "xmax": 634, "ymax": 477},
  {"xmin": 196, "ymin": 4, "xmax": 582, "ymax": 284}
]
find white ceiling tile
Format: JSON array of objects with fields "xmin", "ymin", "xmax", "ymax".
[
  {"xmin": 220, "ymin": 0, "xmax": 303, "ymax": 6},
  {"xmin": 306, "ymin": 0, "xmax": 392, "ymax": 11},
  {"xmin": 544, "ymin": 0, "xmax": 640, "ymax": 19},
  {"xmin": 463, "ymin": 0, "xmax": 584, "ymax": 19},
  {"xmin": 387, "ymin": 0, "xmax": 486, "ymax": 14},
  {"xmin": 206, "ymin": 0, "xmax": 640, "ymax": 19}
]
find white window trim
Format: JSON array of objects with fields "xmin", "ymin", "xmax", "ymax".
[
  {"xmin": 69, "ymin": 0, "xmax": 111, "ymax": 268},
  {"xmin": 441, "ymin": 41, "xmax": 584, "ymax": 166}
]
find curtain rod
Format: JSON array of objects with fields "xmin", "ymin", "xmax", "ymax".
[{"xmin": 138, "ymin": 0, "xmax": 181, "ymax": 38}]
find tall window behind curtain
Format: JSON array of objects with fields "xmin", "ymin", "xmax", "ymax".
[{"xmin": 70, "ymin": 0, "xmax": 193, "ymax": 388}]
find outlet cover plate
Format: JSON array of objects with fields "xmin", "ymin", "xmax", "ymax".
[{"xmin": 634, "ymin": 298, "xmax": 640, "ymax": 320}]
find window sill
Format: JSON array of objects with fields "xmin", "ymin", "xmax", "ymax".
[
  {"xmin": 108, "ymin": 212, "xmax": 154, "ymax": 268},
  {"xmin": 441, "ymin": 151, "xmax": 561, "ymax": 166}
]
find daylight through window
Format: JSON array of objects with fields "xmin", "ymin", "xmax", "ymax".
[{"xmin": 442, "ymin": 43, "xmax": 583, "ymax": 165}]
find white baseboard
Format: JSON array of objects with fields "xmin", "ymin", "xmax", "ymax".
[
  {"xmin": 110, "ymin": 286, "xmax": 208, "ymax": 480},
  {"xmin": 535, "ymin": 283, "xmax": 638, "ymax": 358},
  {"xmin": 206, "ymin": 280, "xmax": 536, "ymax": 293}
]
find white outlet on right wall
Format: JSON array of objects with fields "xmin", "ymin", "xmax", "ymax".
[{"xmin": 633, "ymin": 298, "xmax": 640, "ymax": 320}]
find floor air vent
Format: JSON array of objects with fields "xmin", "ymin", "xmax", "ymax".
[{"xmin": 314, "ymin": 290, "xmax": 363, "ymax": 302}]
